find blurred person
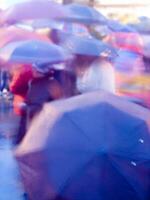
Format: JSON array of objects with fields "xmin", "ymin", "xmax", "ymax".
[
  {"xmin": 9, "ymin": 64, "xmax": 33, "ymax": 115},
  {"xmin": 26, "ymin": 64, "xmax": 76, "ymax": 119},
  {"xmin": 114, "ymin": 50, "xmax": 149, "ymax": 107},
  {"xmin": 70, "ymin": 54, "xmax": 115, "ymax": 94},
  {"xmin": 49, "ymin": 28, "xmax": 62, "ymax": 44},
  {"xmin": 143, "ymin": 56, "xmax": 150, "ymax": 73},
  {"xmin": 9, "ymin": 64, "xmax": 34, "ymax": 145},
  {"xmin": 49, "ymin": 32, "xmax": 116, "ymax": 94},
  {"xmin": 14, "ymin": 63, "xmax": 76, "ymax": 145},
  {"xmin": 0, "ymin": 69, "xmax": 11, "ymax": 96},
  {"xmin": 114, "ymin": 50, "xmax": 145, "ymax": 93}
]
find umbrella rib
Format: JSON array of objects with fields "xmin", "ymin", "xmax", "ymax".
[
  {"xmin": 107, "ymin": 156, "xmax": 145, "ymax": 200},
  {"xmin": 58, "ymin": 154, "xmax": 142, "ymax": 200},
  {"xmin": 57, "ymin": 156, "xmax": 97, "ymax": 196}
]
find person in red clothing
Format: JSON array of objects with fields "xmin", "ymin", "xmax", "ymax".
[
  {"xmin": 10, "ymin": 63, "xmax": 76, "ymax": 145},
  {"xmin": 9, "ymin": 64, "xmax": 33, "ymax": 115},
  {"xmin": 9, "ymin": 64, "xmax": 33, "ymax": 145}
]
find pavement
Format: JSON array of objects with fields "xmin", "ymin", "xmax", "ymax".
[{"xmin": 0, "ymin": 98, "xmax": 25, "ymax": 200}]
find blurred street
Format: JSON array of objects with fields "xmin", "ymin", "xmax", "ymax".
[{"xmin": 0, "ymin": 98, "xmax": 24, "ymax": 200}]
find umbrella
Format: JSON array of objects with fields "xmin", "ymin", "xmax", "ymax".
[
  {"xmin": 64, "ymin": 3, "xmax": 107, "ymax": 24},
  {"xmin": 15, "ymin": 91, "xmax": 150, "ymax": 200},
  {"xmin": 27, "ymin": 20, "xmax": 90, "ymax": 36},
  {"xmin": 0, "ymin": 40, "xmax": 71, "ymax": 65},
  {"xmin": 88, "ymin": 24, "xmax": 112, "ymax": 40},
  {"xmin": 62, "ymin": 22, "xmax": 90, "ymax": 37},
  {"xmin": 59, "ymin": 33, "xmax": 117, "ymax": 58},
  {"xmin": 0, "ymin": 26, "xmax": 50, "ymax": 49},
  {"xmin": 0, "ymin": 0, "xmax": 69, "ymax": 26}
]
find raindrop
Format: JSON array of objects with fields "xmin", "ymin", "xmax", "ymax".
[
  {"xmin": 131, "ymin": 161, "xmax": 137, "ymax": 166},
  {"xmin": 139, "ymin": 138, "xmax": 144, "ymax": 143}
]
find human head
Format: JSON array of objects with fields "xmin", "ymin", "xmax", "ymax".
[{"xmin": 69, "ymin": 54, "xmax": 99, "ymax": 76}]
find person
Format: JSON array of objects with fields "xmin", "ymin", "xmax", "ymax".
[
  {"xmin": 9, "ymin": 64, "xmax": 33, "ymax": 115},
  {"xmin": 56, "ymin": 34, "xmax": 117, "ymax": 95},
  {"xmin": 0, "ymin": 70, "xmax": 11, "ymax": 97},
  {"xmin": 69, "ymin": 54, "xmax": 115, "ymax": 95},
  {"xmin": 13, "ymin": 63, "xmax": 76, "ymax": 145},
  {"xmin": 114, "ymin": 50, "xmax": 148, "ymax": 107}
]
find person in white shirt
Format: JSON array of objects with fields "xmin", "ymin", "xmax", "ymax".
[{"xmin": 76, "ymin": 57, "xmax": 115, "ymax": 94}]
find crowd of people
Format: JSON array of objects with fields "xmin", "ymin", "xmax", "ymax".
[
  {"xmin": 4, "ymin": 45, "xmax": 115, "ymax": 145},
  {"xmin": 0, "ymin": 1, "xmax": 150, "ymax": 200},
  {"xmin": 0, "ymin": 26, "xmax": 149, "ymax": 145}
]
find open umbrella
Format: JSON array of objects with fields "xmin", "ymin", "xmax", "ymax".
[
  {"xmin": 0, "ymin": 26, "xmax": 50, "ymax": 48},
  {"xmin": 15, "ymin": 91, "xmax": 150, "ymax": 200},
  {"xmin": 64, "ymin": 3, "xmax": 107, "ymax": 24},
  {"xmin": 62, "ymin": 22, "xmax": 90, "ymax": 37},
  {"xmin": 0, "ymin": 39, "xmax": 70, "ymax": 65},
  {"xmin": 58, "ymin": 33, "xmax": 117, "ymax": 58},
  {"xmin": 0, "ymin": 0, "xmax": 69, "ymax": 26},
  {"xmin": 29, "ymin": 19, "xmax": 64, "ymax": 30}
]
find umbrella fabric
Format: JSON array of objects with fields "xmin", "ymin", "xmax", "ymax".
[
  {"xmin": 0, "ymin": 26, "xmax": 50, "ymax": 49},
  {"xmin": 62, "ymin": 22, "xmax": 90, "ymax": 37},
  {"xmin": 64, "ymin": 3, "xmax": 107, "ymax": 24},
  {"xmin": 30, "ymin": 19, "xmax": 64, "ymax": 30},
  {"xmin": 0, "ymin": 39, "xmax": 70, "ymax": 65},
  {"xmin": 59, "ymin": 33, "xmax": 117, "ymax": 58},
  {"xmin": 0, "ymin": 0, "xmax": 69, "ymax": 26},
  {"xmin": 15, "ymin": 91, "xmax": 150, "ymax": 200}
]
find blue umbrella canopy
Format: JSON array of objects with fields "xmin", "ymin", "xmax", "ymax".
[
  {"xmin": 64, "ymin": 3, "xmax": 107, "ymax": 24},
  {"xmin": 59, "ymin": 33, "xmax": 117, "ymax": 58},
  {"xmin": 15, "ymin": 91, "xmax": 150, "ymax": 200},
  {"xmin": 29, "ymin": 19, "xmax": 64, "ymax": 30},
  {"xmin": 0, "ymin": 40, "xmax": 71, "ymax": 65}
]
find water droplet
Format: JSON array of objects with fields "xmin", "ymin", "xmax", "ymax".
[
  {"xmin": 139, "ymin": 138, "xmax": 144, "ymax": 143},
  {"xmin": 131, "ymin": 161, "xmax": 137, "ymax": 166}
]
